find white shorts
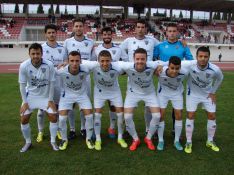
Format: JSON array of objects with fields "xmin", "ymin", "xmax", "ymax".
[
  {"xmin": 124, "ymin": 90, "xmax": 159, "ymax": 108},
  {"xmin": 21, "ymin": 96, "xmax": 55, "ymax": 116},
  {"xmin": 186, "ymin": 95, "xmax": 216, "ymax": 113},
  {"xmin": 94, "ymin": 89, "xmax": 123, "ymax": 109},
  {"xmin": 59, "ymin": 93, "xmax": 92, "ymax": 111},
  {"xmin": 158, "ymin": 93, "xmax": 183, "ymax": 110}
]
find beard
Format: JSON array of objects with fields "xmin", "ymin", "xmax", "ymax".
[{"xmin": 103, "ymin": 38, "xmax": 112, "ymax": 44}]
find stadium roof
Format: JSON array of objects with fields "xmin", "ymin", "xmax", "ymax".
[{"xmin": 2, "ymin": 0, "xmax": 234, "ymax": 13}]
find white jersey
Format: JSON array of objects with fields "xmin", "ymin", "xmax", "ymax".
[
  {"xmin": 19, "ymin": 59, "xmax": 55, "ymax": 98},
  {"xmin": 120, "ymin": 36, "xmax": 160, "ymax": 62},
  {"xmin": 182, "ymin": 61, "xmax": 223, "ymax": 97},
  {"xmin": 57, "ymin": 63, "xmax": 95, "ymax": 96},
  {"xmin": 93, "ymin": 43, "xmax": 128, "ymax": 61},
  {"xmin": 63, "ymin": 36, "xmax": 94, "ymax": 60},
  {"xmin": 42, "ymin": 42, "xmax": 67, "ymax": 67},
  {"xmin": 158, "ymin": 66, "xmax": 188, "ymax": 95},
  {"xmin": 93, "ymin": 62, "xmax": 124, "ymax": 96},
  {"xmin": 119, "ymin": 61, "xmax": 161, "ymax": 94}
]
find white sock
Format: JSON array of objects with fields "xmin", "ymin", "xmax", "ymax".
[
  {"xmin": 68, "ymin": 110, "xmax": 75, "ymax": 131},
  {"xmin": 94, "ymin": 113, "xmax": 102, "ymax": 141},
  {"xmin": 80, "ymin": 111, "xmax": 86, "ymax": 130},
  {"xmin": 50, "ymin": 122, "xmax": 58, "ymax": 143},
  {"xmin": 59, "ymin": 115, "xmax": 68, "ymax": 141},
  {"xmin": 207, "ymin": 120, "xmax": 216, "ymax": 142},
  {"xmin": 85, "ymin": 114, "xmax": 93, "ymax": 140},
  {"xmin": 21, "ymin": 123, "xmax": 31, "ymax": 143},
  {"xmin": 109, "ymin": 111, "xmax": 116, "ymax": 129},
  {"xmin": 157, "ymin": 121, "xmax": 165, "ymax": 142},
  {"xmin": 186, "ymin": 119, "xmax": 194, "ymax": 143},
  {"xmin": 146, "ymin": 112, "xmax": 160, "ymax": 139},
  {"xmin": 174, "ymin": 120, "xmax": 183, "ymax": 143},
  {"xmin": 124, "ymin": 113, "xmax": 138, "ymax": 140},
  {"xmin": 116, "ymin": 112, "xmax": 124, "ymax": 139},
  {"xmin": 37, "ymin": 109, "xmax": 45, "ymax": 132},
  {"xmin": 144, "ymin": 107, "xmax": 152, "ymax": 132}
]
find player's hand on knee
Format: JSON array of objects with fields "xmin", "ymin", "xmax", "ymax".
[
  {"xmin": 207, "ymin": 93, "xmax": 216, "ymax": 104},
  {"xmin": 20, "ymin": 103, "xmax": 29, "ymax": 115},
  {"xmin": 47, "ymin": 101, "xmax": 57, "ymax": 113}
]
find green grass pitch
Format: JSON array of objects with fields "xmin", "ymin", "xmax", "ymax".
[{"xmin": 0, "ymin": 72, "xmax": 234, "ymax": 175}]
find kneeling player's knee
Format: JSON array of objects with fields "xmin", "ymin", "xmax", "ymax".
[
  {"xmin": 48, "ymin": 115, "xmax": 57, "ymax": 123},
  {"xmin": 187, "ymin": 112, "xmax": 195, "ymax": 119},
  {"xmin": 207, "ymin": 112, "xmax": 216, "ymax": 120},
  {"xmin": 174, "ymin": 110, "xmax": 182, "ymax": 120},
  {"xmin": 21, "ymin": 115, "xmax": 30, "ymax": 124},
  {"xmin": 83, "ymin": 109, "xmax": 92, "ymax": 115}
]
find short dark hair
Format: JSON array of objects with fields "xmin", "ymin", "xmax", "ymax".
[
  {"xmin": 44, "ymin": 24, "xmax": 57, "ymax": 33},
  {"xmin": 136, "ymin": 19, "xmax": 146, "ymax": 26},
  {"xmin": 29, "ymin": 43, "xmax": 43, "ymax": 53},
  {"xmin": 133, "ymin": 48, "xmax": 147, "ymax": 59},
  {"xmin": 72, "ymin": 18, "xmax": 84, "ymax": 26},
  {"xmin": 166, "ymin": 23, "xmax": 178, "ymax": 30},
  {"xmin": 196, "ymin": 46, "xmax": 210, "ymax": 56},
  {"xmin": 68, "ymin": 51, "xmax": 81, "ymax": 59},
  {"xmin": 169, "ymin": 56, "xmax": 181, "ymax": 66},
  {"xmin": 101, "ymin": 26, "xmax": 112, "ymax": 34},
  {"xmin": 98, "ymin": 50, "xmax": 112, "ymax": 60}
]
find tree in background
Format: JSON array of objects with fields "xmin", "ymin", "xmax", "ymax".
[
  {"xmin": 213, "ymin": 12, "xmax": 217, "ymax": 20},
  {"xmin": 65, "ymin": 6, "xmax": 68, "ymax": 15},
  {"xmin": 14, "ymin": 4, "xmax": 19, "ymax": 13},
  {"xmin": 179, "ymin": 11, "xmax": 183, "ymax": 18},
  {"xmin": 216, "ymin": 12, "xmax": 221, "ymax": 20},
  {"xmin": 23, "ymin": 4, "xmax": 27, "ymax": 13},
  {"xmin": 48, "ymin": 4, "xmax": 54, "ymax": 15},
  {"xmin": 37, "ymin": 4, "xmax": 44, "ymax": 14},
  {"xmin": 232, "ymin": 13, "xmax": 234, "ymax": 20},
  {"xmin": 222, "ymin": 12, "xmax": 227, "ymax": 20},
  {"xmin": 55, "ymin": 5, "xmax": 60, "ymax": 14}
]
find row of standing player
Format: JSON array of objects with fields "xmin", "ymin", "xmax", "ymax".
[{"xmin": 18, "ymin": 19, "xmax": 223, "ymax": 153}]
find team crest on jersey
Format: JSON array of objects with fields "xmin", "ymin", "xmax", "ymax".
[
  {"xmin": 111, "ymin": 50, "xmax": 116, "ymax": 55},
  {"xmin": 206, "ymin": 73, "xmax": 210, "ymax": 78},
  {"xmin": 176, "ymin": 45, "xmax": 179, "ymax": 49},
  {"xmin": 72, "ymin": 44, "xmax": 75, "ymax": 47},
  {"xmin": 132, "ymin": 73, "xmax": 135, "ymax": 76},
  {"xmin": 46, "ymin": 50, "xmax": 49, "ymax": 54},
  {"xmin": 30, "ymin": 70, "xmax": 33, "ymax": 74},
  {"xmin": 165, "ymin": 45, "xmax": 169, "ymax": 49},
  {"xmin": 58, "ymin": 49, "xmax": 62, "ymax": 54},
  {"xmin": 41, "ymin": 68, "xmax": 46, "ymax": 73},
  {"xmin": 84, "ymin": 42, "xmax": 88, "ymax": 47},
  {"xmin": 110, "ymin": 73, "xmax": 115, "ymax": 78},
  {"xmin": 97, "ymin": 72, "xmax": 101, "ymax": 75},
  {"xmin": 66, "ymin": 76, "xmax": 69, "ymax": 79},
  {"xmin": 145, "ymin": 40, "xmax": 149, "ymax": 45},
  {"xmin": 177, "ymin": 78, "xmax": 181, "ymax": 82},
  {"xmin": 164, "ymin": 78, "xmax": 167, "ymax": 81},
  {"xmin": 145, "ymin": 71, "xmax": 150, "ymax": 76},
  {"xmin": 80, "ymin": 75, "xmax": 84, "ymax": 80},
  {"xmin": 193, "ymin": 70, "xmax": 196, "ymax": 74},
  {"xmin": 133, "ymin": 41, "xmax": 136, "ymax": 44}
]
